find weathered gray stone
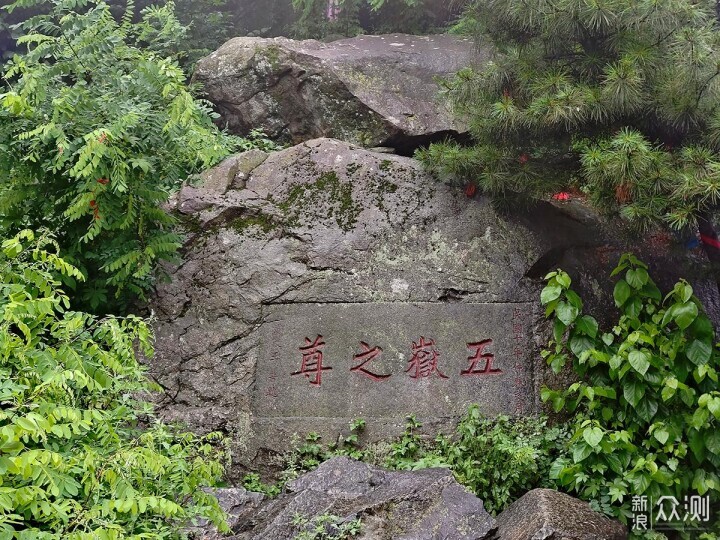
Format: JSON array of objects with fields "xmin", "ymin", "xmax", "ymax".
[
  {"xmin": 149, "ymin": 138, "xmax": 718, "ymax": 476},
  {"xmin": 193, "ymin": 34, "xmax": 482, "ymax": 152},
  {"xmin": 493, "ymin": 488, "xmax": 627, "ymax": 540},
  {"xmin": 225, "ymin": 457, "xmax": 497, "ymax": 540},
  {"xmin": 191, "ymin": 487, "xmax": 265, "ymax": 540}
]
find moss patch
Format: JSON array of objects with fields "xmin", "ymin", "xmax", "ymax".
[
  {"xmin": 230, "ymin": 213, "xmax": 277, "ymax": 237},
  {"xmin": 278, "ymin": 171, "xmax": 362, "ymax": 232}
]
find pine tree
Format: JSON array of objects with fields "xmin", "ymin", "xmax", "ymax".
[{"xmin": 421, "ymin": 0, "xmax": 720, "ymax": 271}]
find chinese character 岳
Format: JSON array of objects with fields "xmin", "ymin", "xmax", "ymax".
[{"xmin": 406, "ymin": 337, "xmax": 447, "ymax": 379}]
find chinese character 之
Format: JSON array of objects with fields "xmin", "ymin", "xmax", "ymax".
[
  {"xmin": 292, "ymin": 335, "xmax": 331, "ymax": 386},
  {"xmin": 406, "ymin": 337, "xmax": 447, "ymax": 379},
  {"xmin": 351, "ymin": 342, "xmax": 391, "ymax": 381},
  {"xmin": 462, "ymin": 340, "xmax": 501, "ymax": 375}
]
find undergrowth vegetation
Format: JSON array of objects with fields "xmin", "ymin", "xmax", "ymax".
[{"xmin": 0, "ymin": 230, "xmax": 229, "ymax": 539}]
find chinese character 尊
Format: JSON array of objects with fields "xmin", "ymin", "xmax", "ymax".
[
  {"xmin": 461, "ymin": 340, "xmax": 501, "ymax": 375},
  {"xmin": 351, "ymin": 342, "xmax": 391, "ymax": 381},
  {"xmin": 406, "ymin": 337, "xmax": 447, "ymax": 379},
  {"xmin": 292, "ymin": 335, "xmax": 331, "ymax": 386}
]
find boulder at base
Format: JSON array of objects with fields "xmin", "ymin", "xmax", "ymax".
[
  {"xmin": 203, "ymin": 457, "xmax": 497, "ymax": 540},
  {"xmin": 149, "ymin": 138, "xmax": 717, "ymax": 476},
  {"xmin": 492, "ymin": 488, "xmax": 628, "ymax": 539},
  {"xmin": 193, "ymin": 34, "xmax": 481, "ymax": 153}
]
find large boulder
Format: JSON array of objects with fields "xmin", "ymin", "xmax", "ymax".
[
  {"xmin": 149, "ymin": 138, "xmax": 718, "ymax": 476},
  {"xmin": 492, "ymin": 488, "xmax": 627, "ymax": 539},
  {"xmin": 192, "ymin": 34, "xmax": 481, "ymax": 153},
  {"xmin": 204, "ymin": 457, "xmax": 497, "ymax": 539}
]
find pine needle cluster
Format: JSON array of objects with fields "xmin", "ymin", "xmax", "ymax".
[{"xmin": 422, "ymin": 0, "xmax": 720, "ymax": 234}]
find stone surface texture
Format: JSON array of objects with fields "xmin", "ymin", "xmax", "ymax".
[
  {"xmin": 149, "ymin": 138, "xmax": 718, "ymax": 476},
  {"xmin": 208, "ymin": 457, "xmax": 497, "ymax": 540},
  {"xmin": 192, "ymin": 34, "xmax": 481, "ymax": 152},
  {"xmin": 194, "ymin": 461, "xmax": 629, "ymax": 540},
  {"xmin": 492, "ymin": 488, "xmax": 628, "ymax": 540}
]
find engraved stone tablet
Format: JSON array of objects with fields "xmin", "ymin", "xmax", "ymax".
[{"xmin": 253, "ymin": 303, "xmax": 536, "ymax": 442}]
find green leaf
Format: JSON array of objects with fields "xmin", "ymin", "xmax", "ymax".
[
  {"xmin": 674, "ymin": 301, "xmax": 699, "ymax": 330},
  {"xmin": 653, "ymin": 428, "xmax": 669, "ymax": 445},
  {"xmin": 572, "ymin": 442, "xmax": 593, "ymax": 463},
  {"xmin": 688, "ymin": 429, "xmax": 707, "ymax": 463},
  {"xmin": 634, "ymin": 397, "xmax": 658, "ymax": 422},
  {"xmin": 626, "ymin": 268, "xmax": 648, "ymax": 289},
  {"xmin": 708, "ymin": 398, "xmax": 720, "ymax": 420},
  {"xmin": 706, "ymin": 431, "xmax": 720, "ymax": 455},
  {"xmin": 556, "ymin": 301, "xmax": 579, "ymax": 326},
  {"xmin": 570, "ymin": 335, "xmax": 594, "ymax": 356},
  {"xmin": 613, "ymin": 279, "xmax": 632, "ymax": 307},
  {"xmin": 541, "ymin": 284, "xmax": 562, "ymax": 304},
  {"xmin": 575, "ymin": 315, "xmax": 598, "ymax": 338},
  {"xmin": 556, "ymin": 272, "xmax": 571, "ymax": 288},
  {"xmin": 623, "ymin": 379, "xmax": 645, "ymax": 407},
  {"xmin": 583, "ymin": 427, "xmax": 604, "ymax": 448},
  {"xmin": 628, "ymin": 350, "xmax": 650, "ymax": 376},
  {"xmin": 686, "ymin": 339, "xmax": 712, "ymax": 366}
]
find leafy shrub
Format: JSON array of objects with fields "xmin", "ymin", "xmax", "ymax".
[
  {"xmin": 384, "ymin": 409, "xmax": 566, "ymax": 515},
  {"xmin": 292, "ymin": 512, "xmax": 362, "ymax": 540},
  {"xmin": 541, "ymin": 254, "xmax": 720, "ymax": 528},
  {"xmin": 0, "ymin": 230, "xmax": 229, "ymax": 539},
  {"xmin": 268, "ymin": 411, "xmax": 564, "ymax": 515},
  {"xmin": 0, "ymin": 0, "xmax": 240, "ymax": 312}
]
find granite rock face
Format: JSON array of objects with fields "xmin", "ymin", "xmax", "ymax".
[
  {"xmin": 149, "ymin": 138, "xmax": 717, "ymax": 476},
  {"xmin": 208, "ymin": 457, "xmax": 497, "ymax": 540},
  {"xmin": 193, "ymin": 34, "xmax": 481, "ymax": 153},
  {"xmin": 492, "ymin": 488, "xmax": 627, "ymax": 540}
]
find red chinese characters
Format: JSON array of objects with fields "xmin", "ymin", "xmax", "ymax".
[
  {"xmin": 351, "ymin": 342, "xmax": 390, "ymax": 381},
  {"xmin": 406, "ymin": 337, "xmax": 448, "ymax": 379},
  {"xmin": 461, "ymin": 339, "xmax": 501, "ymax": 375},
  {"xmin": 292, "ymin": 335, "xmax": 332, "ymax": 386}
]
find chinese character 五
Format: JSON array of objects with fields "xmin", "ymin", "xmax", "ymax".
[{"xmin": 461, "ymin": 340, "xmax": 501, "ymax": 375}]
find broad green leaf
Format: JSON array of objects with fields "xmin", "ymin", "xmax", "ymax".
[
  {"xmin": 575, "ymin": 315, "xmax": 598, "ymax": 338},
  {"xmin": 572, "ymin": 442, "xmax": 593, "ymax": 463},
  {"xmin": 674, "ymin": 301, "xmax": 699, "ymax": 330},
  {"xmin": 688, "ymin": 429, "xmax": 706, "ymax": 463},
  {"xmin": 634, "ymin": 397, "xmax": 658, "ymax": 422},
  {"xmin": 613, "ymin": 279, "xmax": 632, "ymax": 307},
  {"xmin": 556, "ymin": 301, "xmax": 579, "ymax": 326},
  {"xmin": 653, "ymin": 428, "xmax": 669, "ymax": 445},
  {"xmin": 583, "ymin": 427, "xmax": 604, "ymax": 447},
  {"xmin": 706, "ymin": 431, "xmax": 720, "ymax": 455},
  {"xmin": 541, "ymin": 284, "xmax": 562, "ymax": 304},
  {"xmin": 686, "ymin": 339, "xmax": 712, "ymax": 366},
  {"xmin": 626, "ymin": 268, "xmax": 648, "ymax": 289},
  {"xmin": 628, "ymin": 350, "xmax": 650, "ymax": 376},
  {"xmin": 623, "ymin": 379, "xmax": 645, "ymax": 407}
]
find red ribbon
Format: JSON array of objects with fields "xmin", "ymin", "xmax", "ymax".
[{"xmin": 700, "ymin": 234, "xmax": 720, "ymax": 250}]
